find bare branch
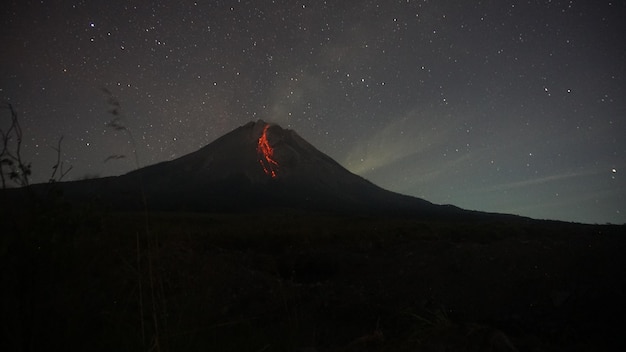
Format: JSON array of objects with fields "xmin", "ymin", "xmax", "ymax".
[
  {"xmin": 49, "ymin": 135, "xmax": 72, "ymax": 183},
  {"xmin": 1, "ymin": 103, "xmax": 30, "ymax": 187},
  {"xmin": 2, "ymin": 103, "xmax": 73, "ymax": 188},
  {"xmin": 104, "ymin": 154, "xmax": 126, "ymax": 163}
]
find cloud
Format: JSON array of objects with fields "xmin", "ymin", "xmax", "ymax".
[
  {"xmin": 478, "ymin": 169, "xmax": 603, "ymax": 193},
  {"xmin": 343, "ymin": 109, "xmax": 454, "ymax": 175}
]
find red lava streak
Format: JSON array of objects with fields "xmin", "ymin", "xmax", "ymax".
[{"xmin": 257, "ymin": 125, "xmax": 279, "ymax": 177}]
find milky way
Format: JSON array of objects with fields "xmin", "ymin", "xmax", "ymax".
[{"xmin": 1, "ymin": 0, "xmax": 624, "ymax": 223}]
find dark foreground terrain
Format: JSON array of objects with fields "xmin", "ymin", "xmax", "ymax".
[{"xmin": 1, "ymin": 205, "xmax": 625, "ymax": 351}]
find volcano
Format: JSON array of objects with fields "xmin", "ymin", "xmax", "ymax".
[
  {"xmin": 9, "ymin": 120, "xmax": 493, "ymax": 218},
  {"xmin": 8, "ymin": 121, "xmax": 624, "ymax": 352}
]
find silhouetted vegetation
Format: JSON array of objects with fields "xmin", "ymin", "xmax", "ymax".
[
  {"xmin": 1, "ymin": 103, "xmax": 71, "ymax": 189},
  {"xmin": 1, "ymin": 103, "xmax": 32, "ymax": 188}
]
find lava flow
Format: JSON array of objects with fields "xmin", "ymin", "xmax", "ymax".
[{"xmin": 257, "ymin": 124, "xmax": 279, "ymax": 177}]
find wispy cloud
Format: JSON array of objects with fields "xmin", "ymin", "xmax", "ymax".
[
  {"xmin": 478, "ymin": 169, "xmax": 602, "ymax": 193},
  {"xmin": 343, "ymin": 110, "xmax": 455, "ymax": 175}
]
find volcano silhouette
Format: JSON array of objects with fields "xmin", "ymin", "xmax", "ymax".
[
  {"xmin": 15, "ymin": 120, "xmax": 481, "ymax": 217},
  {"xmin": 118, "ymin": 120, "xmax": 467, "ymax": 215}
]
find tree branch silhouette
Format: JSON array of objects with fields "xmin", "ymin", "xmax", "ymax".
[
  {"xmin": 1, "ymin": 103, "xmax": 31, "ymax": 188},
  {"xmin": 1, "ymin": 103, "xmax": 72, "ymax": 189},
  {"xmin": 49, "ymin": 135, "xmax": 73, "ymax": 183}
]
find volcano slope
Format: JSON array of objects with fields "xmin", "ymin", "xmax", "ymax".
[
  {"xmin": 11, "ymin": 120, "xmax": 468, "ymax": 216},
  {"xmin": 1, "ymin": 121, "xmax": 625, "ymax": 351}
]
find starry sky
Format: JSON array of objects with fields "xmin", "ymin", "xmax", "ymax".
[{"xmin": 1, "ymin": 0, "xmax": 625, "ymax": 224}]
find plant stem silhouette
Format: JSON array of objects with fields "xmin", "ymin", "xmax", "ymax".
[
  {"xmin": 102, "ymin": 88, "xmax": 164, "ymax": 352},
  {"xmin": 1, "ymin": 103, "xmax": 31, "ymax": 188},
  {"xmin": 1, "ymin": 103, "xmax": 72, "ymax": 189},
  {"xmin": 49, "ymin": 136, "xmax": 73, "ymax": 183}
]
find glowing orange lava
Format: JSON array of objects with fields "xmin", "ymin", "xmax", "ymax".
[{"xmin": 257, "ymin": 125, "xmax": 279, "ymax": 177}]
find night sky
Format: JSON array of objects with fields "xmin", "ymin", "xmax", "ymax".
[{"xmin": 1, "ymin": 0, "xmax": 624, "ymax": 224}]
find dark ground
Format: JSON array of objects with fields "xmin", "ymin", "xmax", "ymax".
[{"xmin": 1, "ymin": 205, "xmax": 625, "ymax": 351}]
